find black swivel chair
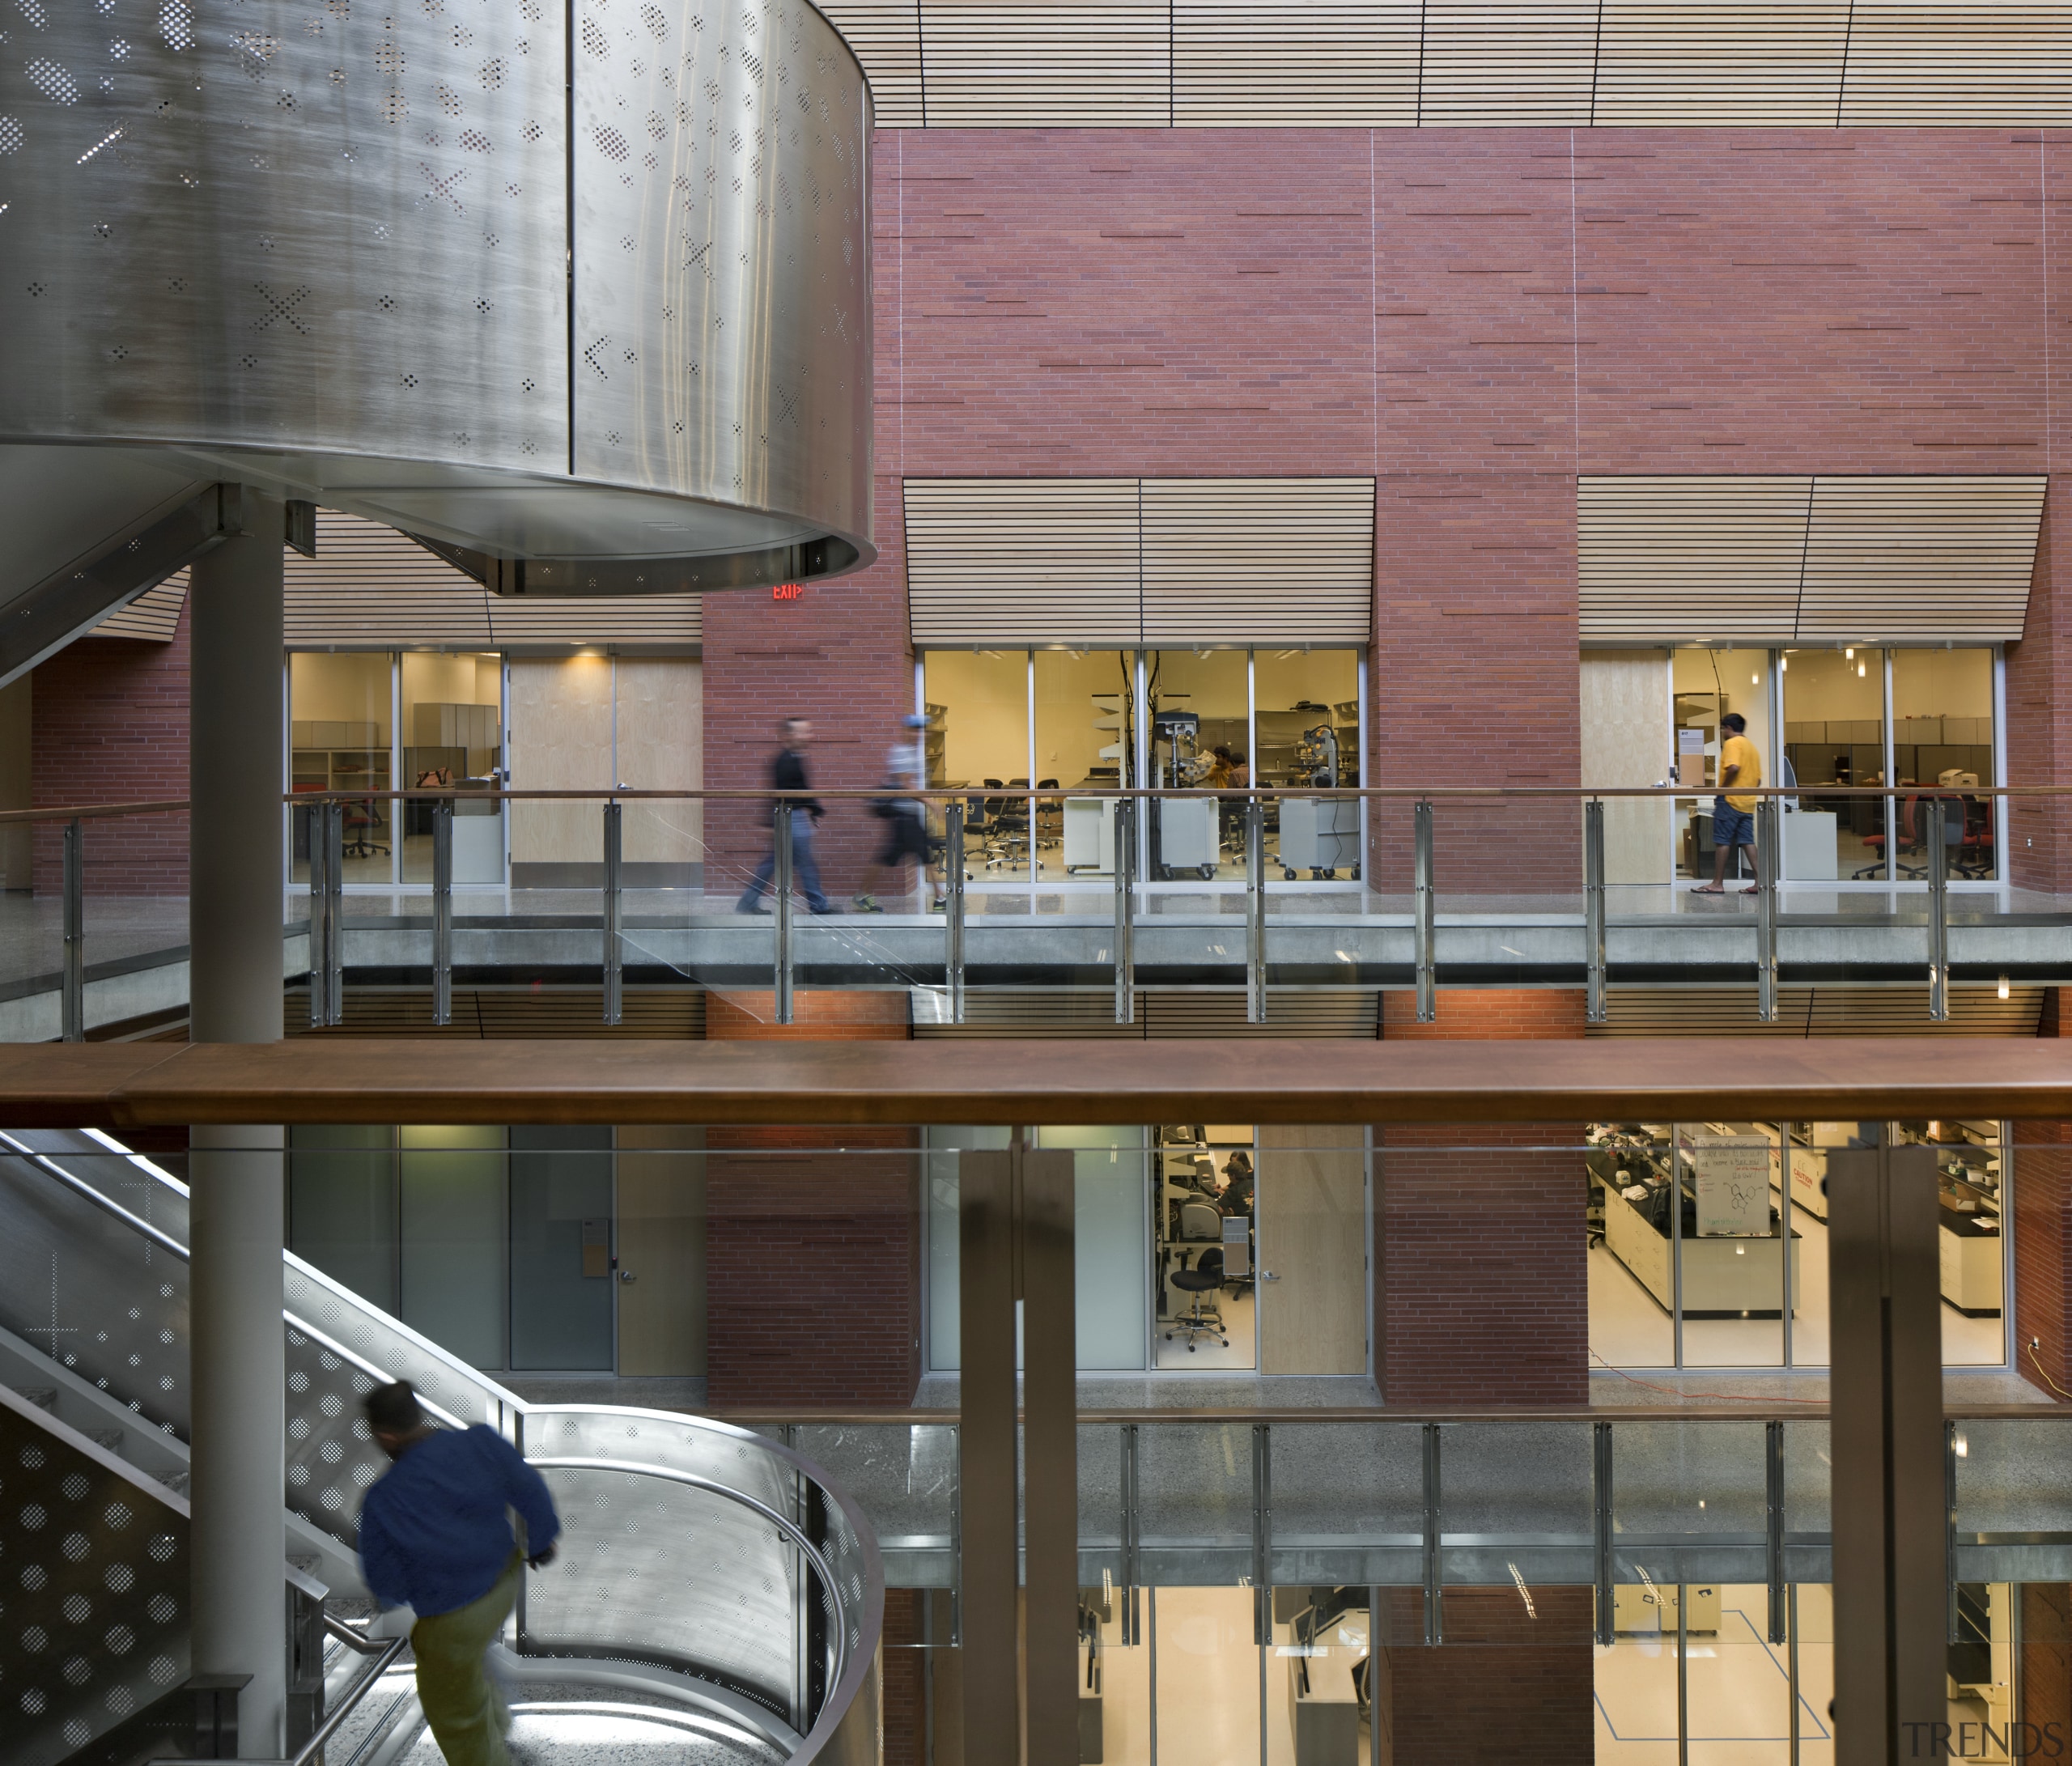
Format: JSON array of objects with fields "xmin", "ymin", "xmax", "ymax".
[{"xmin": 1165, "ymin": 1248, "xmax": 1227, "ymax": 1350}]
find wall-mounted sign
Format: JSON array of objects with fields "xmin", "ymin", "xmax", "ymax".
[{"xmin": 772, "ymin": 581, "xmax": 804, "ymax": 601}]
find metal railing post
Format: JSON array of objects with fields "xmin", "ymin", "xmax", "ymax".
[
  {"xmin": 61, "ymin": 817, "xmax": 83, "ymax": 1042},
  {"xmin": 1757, "ymin": 797, "xmax": 1780, "ymax": 1024},
  {"xmin": 1413, "ymin": 800, "xmax": 1436, "ymax": 1024},
  {"xmin": 305, "ymin": 800, "xmax": 328, "ymax": 1029},
  {"xmin": 1927, "ymin": 797, "xmax": 1949, "ymax": 1021},
  {"xmin": 323, "ymin": 801, "xmax": 344, "ymax": 1026},
  {"xmin": 601, "ymin": 800, "xmax": 622, "ymax": 1026},
  {"xmin": 431, "ymin": 796, "xmax": 453, "ymax": 1026},
  {"xmin": 1113, "ymin": 798, "xmax": 1135, "ymax": 1026},
  {"xmin": 1593, "ymin": 1420, "xmax": 1614, "ymax": 1646},
  {"xmin": 1245, "ymin": 796, "xmax": 1266, "ymax": 1025},
  {"xmin": 774, "ymin": 804, "xmax": 795, "ymax": 1026},
  {"xmin": 1420, "ymin": 1421, "xmax": 1442, "ymax": 1645},
  {"xmin": 1250, "ymin": 1423, "xmax": 1272, "ymax": 1643},
  {"xmin": 1584, "ymin": 799, "xmax": 1606, "ymax": 1026},
  {"xmin": 1767, "ymin": 1419, "xmax": 1786, "ymax": 1645},
  {"xmin": 944, "ymin": 800, "xmax": 966, "ymax": 1024}
]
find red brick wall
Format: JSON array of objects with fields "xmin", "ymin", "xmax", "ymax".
[
  {"xmin": 703, "ymin": 991, "xmax": 921, "ymax": 1407},
  {"xmin": 1378, "ymin": 990, "xmax": 1588, "ymax": 1404},
  {"xmin": 881, "ymin": 1589, "xmax": 923, "ymax": 1766},
  {"xmin": 30, "ymin": 609, "xmax": 192, "ymax": 895},
  {"xmin": 1378, "ymin": 1586, "xmax": 1593, "ymax": 1765},
  {"xmin": 2023, "ymin": 1584, "xmax": 2072, "ymax": 1739}
]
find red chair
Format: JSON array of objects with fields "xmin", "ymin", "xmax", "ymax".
[{"xmin": 1854, "ymin": 794, "xmax": 1926, "ymax": 879}]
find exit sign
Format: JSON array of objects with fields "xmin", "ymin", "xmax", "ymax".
[{"xmin": 772, "ymin": 581, "xmax": 804, "ymax": 601}]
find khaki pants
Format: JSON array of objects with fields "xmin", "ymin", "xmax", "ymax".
[{"xmin": 411, "ymin": 1554, "xmax": 520, "ymax": 1766}]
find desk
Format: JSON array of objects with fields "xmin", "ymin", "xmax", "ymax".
[
  {"xmin": 1781, "ymin": 810, "xmax": 1838, "ymax": 881},
  {"xmin": 1940, "ymin": 1207, "xmax": 2002, "ymax": 1314},
  {"xmin": 1064, "ymin": 798, "xmax": 1116, "ymax": 874},
  {"xmin": 1602, "ymin": 1182, "xmax": 1801, "ymax": 1317}
]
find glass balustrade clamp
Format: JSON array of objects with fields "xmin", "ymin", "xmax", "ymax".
[
  {"xmin": 323, "ymin": 802, "xmax": 344, "ymax": 1027},
  {"xmin": 1585, "ymin": 799, "xmax": 1607, "ymax": 1026},
  {"xmin": 602, "ymin": 801, "xmax": 623, "ymax": 1027},
  {"xmin": 431, "ymin": 796, "xmax": 453, "ymax": 1027},
  {"xmin": 305, "ymin": 800, "xmax": 328, "ymax": 1030},
  {"xmin": 61, "ymin": 817, "xmax": 84, "ymax": 1043},
  {"xmin": 1114, "ymin": 797, "xmax": 1136, "ymax": 1025},
  {"xmin": 945, "ymin": 800, "xmax": 966, "ymax": 1024},
  {"xmin": 1928, "ymin": 796, "xmax": 1950, "ymax": 1021},
  {"xmin": 1245, "ymin": 798, "xmax": 1267, "ymax": 1025},
  {"xmin": 1757, "ymin": 797, "xmax": 1779, "ymax": 1024},
  {"xmin": 775, "ymin": 804, "xmax": 796, "ymax": 1026},
  {"xmin": 1413, "ymin": 801, "xmax": 1437, "ymax": 1024}
]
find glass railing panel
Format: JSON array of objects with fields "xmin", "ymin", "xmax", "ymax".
[
  {"xmin": 81, "ymin": 808, "xmax": 191, "ymax": 1038},
  {"xmin": 1138, "ymin": 1422, "xmax": 1254, "ymax": 1584},
  {"xmin": 1437, "ymin": 1420, "xmax": 1593, "ymax": 1585},
  {"xmin": 1955, "ymin": 1417, "xmax": 2072, "ymax": 1581},
  {"xmin": 791, "ymin": 1421, "xmax": 957, "ymax": 1587},
  {"xmin": 1780, "ymin": 1419, "xmax": 1832, "ymax": 1585},
  {"xmin": 524, "ymin": 1462, "xmax": 800, "ymax": 1721},
  {"xmin": 1267, "ymin": 1421, "xmax": 1423, "ymax": 1586},
  {"xmin": 1077, "ymin": 1421, "xmax": 1122, "ymax": 1581},
  {"xmin": 1611, "ymin": 1419, "xmax": 1768, "ymax": 1586}
]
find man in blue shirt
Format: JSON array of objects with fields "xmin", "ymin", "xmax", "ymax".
[{"xmin": 357, "ymin": 1381, "xmax": 560, "ymax": 1766}]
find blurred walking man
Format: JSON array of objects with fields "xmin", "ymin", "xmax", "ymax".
[{"xmin": 357, "ymin": 1381, "xmax": 561, "ymax": 1766}]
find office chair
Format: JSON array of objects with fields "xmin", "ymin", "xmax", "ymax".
[
  {"xmin": 1854, "ymin": 795, "xmax": 1927, "ymax": 880},
  {"xmin": 1164, "ymin": 1247, "xmax": 1227, "ymax": 1350},
  {"xmin": 342, "ymin": 796, "xmax": 390, "ymax": 860},
  {"xmin": 1033, "ymin": 777, "xmax": 1061, "ymax": 870},
  {"xmin": 1955, "ymin": 798, "xmax": 1995, "ymax": 878}
]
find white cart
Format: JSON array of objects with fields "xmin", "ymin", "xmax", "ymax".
[{"xmin": 1278, "ymin": 796, "xmax": 1359, "ymax": 879}]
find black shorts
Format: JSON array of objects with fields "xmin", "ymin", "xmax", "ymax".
[{"xmin": 877, "ymin": 812, "xmax": 931, "ymax": 865}]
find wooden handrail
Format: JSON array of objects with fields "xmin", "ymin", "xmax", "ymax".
[{"xmin": 3, "ymin": 1037, "xmax": 2070, "ymax": 1128}]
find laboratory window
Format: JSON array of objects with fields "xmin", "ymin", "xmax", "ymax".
[
  {"xmin": 400, "ymin": 650, "xmax": 505, "ymax": 884},
  {"xmin": 1586, "ymin": 1118, "xmax": 2006, "ymax": 1371},
  {"xmin": 1670, "ymin": 646, "xmax": 1773, "ymax": 883},
  {"xmin": 289, "ymin": 652, "xmax": 393, "ymax": 885}
]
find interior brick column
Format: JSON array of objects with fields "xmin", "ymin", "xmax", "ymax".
[
  {"xmin": 1377, "ymin": 990, "xmax": 1589, "ymax": 1405},
  {"xmin": 881, "ymin": 1589, "xmax": 923, "ymax": 1766},
  {"xmin": 703, "ymin": 991, "xmax": 922, "ymax": 1407},
  {"xmin": 2014, "ymin": 989, "xmax": 2072, "ymax": 1402},
  {"xmin": 2008, "ymin": 483, "xmax": 2072, "ymax": 894},
  {"xmin": 1379, "ymin": 1586, "xmax": 1594, "ymax": 1764}
]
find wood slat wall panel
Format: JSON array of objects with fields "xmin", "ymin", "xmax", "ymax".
[
  {"xmin": 1592, "ymin": 2, "xmax": 1852, "ymax": 127},
  {"xmin": 1417, "ymin": 2, "xmax": 1598, "ymax": 125},
  {"xmin": 285, "ymin": 987, "xmax": 707, "ymax": 1038},
  {"xmin": 915, "ymin": 2, "xmax": 1171, "ymax": 128},
  {"xmin": 817, "ymin": 0, "xmax": 926, "ymax": 127},
  {"xmin": 1797, "ymin": 476, "xmax": 2047, "ymax": 643},
  {"xmin": 906, "ymin": 478, "xmax": 1144, "ymax": 644},
  {"xmin": 96, "ymin": 570, "xmax": 189, "ymax": 643},
  {"xmin": 832, "ymin": 0, "xmax": 2072, "ymax": 129},
  {"xmin": 1838, "ymin": 3, "xmax": 2072, "ymax": 125},
  {"xmin": 912, "ymin": 987, "xmax": 1382, "ymax": 1037},
  {"xmin": 1592, "ymin": 984, "xmax": 2044, "ymax": 1036},
  {"xmin": 287, "ymin": 512, "xmax": 703, "ymax": 650},
  {"xmin": 1578, "ymin": 477, "xmax": 1811, "ymax": 644},
  {"xmin": 1140, "ymin": 477, "xmax": 1374, "ymax": 643},
  {"xmin": 1170, "ymin": 1, "xmax": 1420, "ymax": 126}
]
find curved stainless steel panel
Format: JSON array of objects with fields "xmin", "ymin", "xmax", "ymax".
[{"xmin": 0, "ymin": 0, "xmax": 872, "ymax": 586}]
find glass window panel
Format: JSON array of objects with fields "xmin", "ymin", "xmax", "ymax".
[
  {"xmin": 925, "ymin": 649, "xmax": 1033, "ymax": 881},
  {"xmin": 507, "ymin": 1125, "xmax": 614, "ymax": 1371},
  {"xmin": 401, "ymin": 652, "xmax": 503, "ymax": 884},
  {"xmin": 1038, "ymin": 1125, "xmax": 1149, "ymax": 1371},
  {"xmin": 399, "ymin": 1124, "xmax": 507, "ymax": 1368},
  {"xmin": 289, "ymin": 652, "xmax": 393, "ymax": 884},
  {"xmin": 1140, "ymin": 1424, "xmax": 1254, "ymax": 1585},
  {"xmin": 1893, "ymin": 1117, "xmax": 2006, "ymax": 1366},
  {"xmin": 921, "ymin": 1128, "xmax": 1008, "ymax": 1371},
  {"xmin": 1155, "ymin": 1124, "xmax": 1254, "ymax": 1370},
  {"xmin": 287, "ymin": 1124, "xmax": 396, "ymax": 1312},
  {"xmin": 1033, "ymin": 647, "xmax": 1136, "ymax": 882},
  {"xmin": 1589, "ymin": 1123, "xmax": 1677, "ymax": 1368},
  {"xmin": 1673, "ymin": 646, "xmax": 1774, "ymax": 882},
  {"xmin": 1146, "ymin": 647, "xmax": 1246, "ymax": 883},
  {"xmin": 1266, "ymin": 1586, "xmax": 1366, "ymax": 1766},
  {"xmin": 1773, "ymin": 1121, "xmax": 1851, "ymax": 1367},
  {"xmin": 1677, "ymin": 1122, "xmax": 1787, "ymax": 1369},
  {"xmin": 1152, "ymin": 1586, "xmax": 1259, "ymax": 1766},
  {"xmin": 1781, "ymin": 646, "xmax": 1887, "ymax": 881}
]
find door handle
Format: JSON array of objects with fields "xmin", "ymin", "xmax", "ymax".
[
  {"xmin": 1258, "ymin": 1270, "xmax": 1280, "ymax": 1282},
  {"xmin": 618, "ymin": 1270, "xmax": 637, "ymax": 1283}
]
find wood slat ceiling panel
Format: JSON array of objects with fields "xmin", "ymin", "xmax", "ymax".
[
  {"xmin": 905, "ymin": 478, "xmax": 1143, "ymax": 644},
  {"xmin": 816, "ymin": 1, "xmax": 926, "ymax": 127},
  {"xmin": 1592, "ymin": 2, "xmax": 1851, "ymax": 127},
  {"xmin": 1170, "ymin": 1, "xmax": 1420, "ymax": 127},
  {"xmin": 912, "ymin": 987, "xmax": 1382, "ymax": 1037},
  {"xmin": 1591, "ymin": 985, "xmax": 2044, "ymax": 1036},
  {"xmin": 96, "ymin": 570, "xmax": 189, "ymax": 643},
  {"xmin": 1838, "ymin": 2, "xmax": 2072, "ymax": 125},
  {"xmin": 1577, "ymin": 477, "xmax": 1811, "ymax": 645},
  {"xmin": 915, "ymin": 2, "xmax": 1171, "ymax": 128},
  {"xmin": 288, "ymin": 512, "xmax": 703, "ymax": 649},
  {"xmin": 1140, "ymin": 477, "xmax": 1374, "ymax": 643},
  {"xmin": 1797, "ymin": 475, "xmax": 2047, "ymax": 644},
  {"xmin": 1416, "ymin": 2, "xmax": 1598, "ymax": 125}
]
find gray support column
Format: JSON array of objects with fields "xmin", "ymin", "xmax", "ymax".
[
  {"xmin": 958, "ymin": 1149, "xmax": 1019, "ymax": 1766},
  {"xmin": 1021, "ymin": 1148, "xmax": 1078, "ymax": 1766},
  {"xmin": 1828, "ymin": 1138, "xmax": 1945, "ymax": 1763},
  {"xmin": 186, "ymin": 489, "xmax": 288, "ymax": 1756}
]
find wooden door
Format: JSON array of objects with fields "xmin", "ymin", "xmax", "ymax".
[
  {"xmin": 1257, "ymin": 1125, "xmax": 1368, "ymax": 1376},
  {"xmin": 614, "ymin": 1125, "xmax": 707, "ymax": 1376}
]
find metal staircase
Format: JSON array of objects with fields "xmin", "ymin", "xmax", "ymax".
[{"xmin": 0, "ymin": 1129, "xmax": 884, "ymax": 1766}]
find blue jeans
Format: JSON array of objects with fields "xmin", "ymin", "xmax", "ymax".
[
  {"xmin": 1712, "ymin": 799, "xmax": 1755, "ymax": 850},
  {"xmin": 738, "ymin": 818, "xmax": 831, "ymax": 913}
]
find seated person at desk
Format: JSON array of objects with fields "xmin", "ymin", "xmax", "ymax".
[{"xmin": 1215, "ymin": 1151, "xmax": 1254, "ymax": 1214}]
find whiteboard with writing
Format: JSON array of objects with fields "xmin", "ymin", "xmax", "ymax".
[{"xmin": 1688, "ymin": 1135, "xmax": 1772, "ymax": 1237}]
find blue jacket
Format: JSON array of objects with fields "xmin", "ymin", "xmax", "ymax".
[{"xmin": 357, "ymin": 1425, "xmax": 561, "ymax": 1618}]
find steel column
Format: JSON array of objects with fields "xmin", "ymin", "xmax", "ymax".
[
  {"xmin": 1756, "ymin": 798, "xmax": 1779, "ymax": 1023},
  {"xmin": 1828, "ymin": 1138, "xmax": 1945, "ymax": 1761},
  {"xmin": 1021, "ymin": 1145, "xmax": 1078, "ymax": 1766},
  {"xmin": 431, "ymin": 797, "xmax": 452, "ymax": 1026},
  {"xmin": 1413, "ymin": 800, "xmax": 1436, "ymax": 1023},
  {"xmin": 957, "ymin": 1150, "xmax": 1019, "ymax": 1766},
  {"xmin": 773, "ymin": 804, "xmax": 795, "ymax": 1025},
  {"xmin": 61, "ymin": 816, "xmax": 83, "ymax": 1042},
  {"xmin": 601, "ymin": 801, "xmax": 622, "ymax": 1026},
  {"xmin": 1584, "ymin": 799, "xmax": 1606, "ymax": 1026},
  {"xmin": 1926, "ymin": 798, "xmax": 1950, "ymax": 1021},
  {"xmin": 1113, "ymin": 797, "xmax": 1135, "ymax": 1025},
  {"xmin": 944, "ymin": 800, "xmax": 966, "ymax": 1023},
  {"xmin": 1245, "ymin": 796, "xmax": 1266, "ymax": 1025}
]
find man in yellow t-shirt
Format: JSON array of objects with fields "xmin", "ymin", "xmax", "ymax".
[{"xmin": 1696, "ymin": 711, "xmax": 1762, "ymax": 896}]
